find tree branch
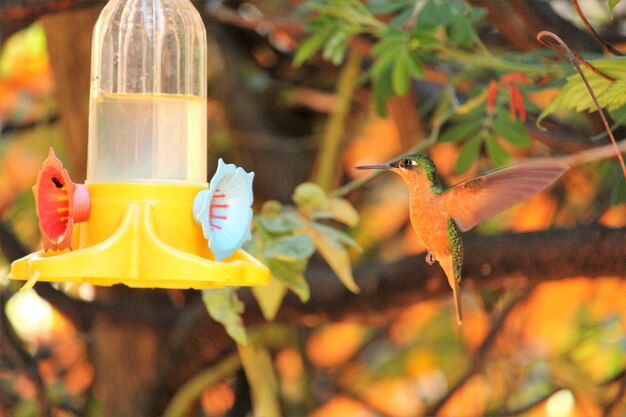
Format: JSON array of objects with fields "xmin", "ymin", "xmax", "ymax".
[
  {"xmin": 312, "ymin": 48, "xmax": 363, "ymax": 191},
  {"xmin": 0, "ymin": 222, "xmax": 29, "ymax": 262},
  {"xmin": 424, "ymin": 289, "xmax": 531, "ymax": 415},
  {"xmin": 0, "ymin": 0, "xmax": 101, "ymax": 41},
  {"xmin": 572, "ymin": 0, "xmax": 624, "ymax": 56},
  {"xmin": 271, "ymin": 224, "xmax": 626, "ymax": 324},
  {"xmin": 4, "ymin": 220, "xmax": 624, "ymax": 328}
]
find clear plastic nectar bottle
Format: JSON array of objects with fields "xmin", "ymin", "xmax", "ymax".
[{"xmin": 87, "ymin": 0, "xmax": 207, "ymax": 183}]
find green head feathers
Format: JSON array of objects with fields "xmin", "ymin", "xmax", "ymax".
[{"xmin": 392, "ymin": 154, "xmax": 443, "ymax": 193}]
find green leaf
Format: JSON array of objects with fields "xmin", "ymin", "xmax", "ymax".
[
  {"xmin": 454, "ymin": 133, "xmax": 483, "ymax": 174},
  {"xmin": 85, "ymin": 396, "xmax": 105, "ymax": 417},
  {"xmin": 267, "ymin": 258, "xmax": 310, "ymax": 302},
  {"xmin": 14, "ymin": 400, "xmax": 39, "ymax": 417},
  {"xmin": 609, "ymin": 0, "xmax": 623, "ymax": 12},
  {"xmin": 258, "ymin": 211, "xmax": 305, "ymax": 234},
  {"xmin": 405, "ymin": 54, "xmax": 424, "ymax": 79},
  {"xmin": 491, "ymin": 110, "xmax": 530, "ymax": 148},
  {"xmin": 608, "ymin": 104, "xmax": 626, "ymax": 124},
  {"xmin": 323, "ymin": 198, "xmax": 360, "ymax": 227},
  {"xmin": 260, "ymin": 200, "xmax": 282, "ymax": 215},
  {"xmin": 418, "ymin": 1, "xmax": 454, "ymax": 26},
  {"xmin": 410, "ymin": 25, "xmax": 439, "ymax": 47},
  {"xmin": 371, "ymin": 30, "xmax": 405, "ymax": 55},
  {"xmin": 372, "ymin": 78, "xmax": 387, "ymax": 116},
  {"xmin": 293, "ymin": 25, "xmax": 333, "ymax": 66},
  {"xmin": 611, "ymin": 181, "xmax": 626, "ymax": 205},
  {"xmin": 539, "ymin": 59, "xmax": 626, "ymax": 121},
  {"xmin": 372, "ymin": 66, "xmax": 394, "ymax": 116},
  {"xmin": 323, "ymin": 30, "xmax": 350, "ymax": 65},
  {"xmin": 293, "ymin": 182, "xmax": 328, "ymax": 210},
  {"xmin": 391, "ymin": 53, "xmax": 409, "ymax": 95},
  {"xmin": 310, "ymin": 227, "xmax": 359, "ymax": 293},
  {"xmin": 263, "ymin": 234, "xmax": 316, "ymax": 260},
  {"xmin": 468, "ymin": 6, "xmax": 488, "ymax": 22},
  {"xmin": 311, "ymin": 222, "xmax": 360, "ymax": 249},
  {"xmin": 367, "ymin": 2, "xmax": 407, "ymax": 14},
  {"xmin": 440, "ymin": 119, "xmax": 483, "ymax": 143},
  {"xmin": 252, "ymin": 278, "xmax": 288, "ymax": 321},
  {"xmin": 388, "ymin": 6, "xmax": 415, "ymax": 27},
  {"xmin": 485, "ymin": 135, "xmax": 510, "ymax": 166},
  {"xmin": 371, "ymin": 49, "xmax": 398, "ymax": 79},
  {"xmin": 202, "ymin": 288, "xmax": 248, "ymax": 345},
  {"xmin": 598, "ymin": 79, "xmax": 626, "ymax": 110},
  {"xmin": 448, "ymin": 14, "xmax": 476, "ymax": 47}
]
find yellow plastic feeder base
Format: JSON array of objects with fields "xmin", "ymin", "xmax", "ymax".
[{"xmin": 9, "ymin": 183, "xmax": 269, "ymax": 289}]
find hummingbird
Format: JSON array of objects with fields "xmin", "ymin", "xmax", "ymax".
[{"xmin": 356, "ymin": 155, "xmax": 569, "ymax": 324}]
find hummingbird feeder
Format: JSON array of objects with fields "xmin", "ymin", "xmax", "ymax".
[{"xmin": 9, "ymin": 0, "xmax": 269, "ymax": 289}]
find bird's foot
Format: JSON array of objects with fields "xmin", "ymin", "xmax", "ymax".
[{"xmin": 425, "ymin": 251, "xmax": 436, "ymax": 265}]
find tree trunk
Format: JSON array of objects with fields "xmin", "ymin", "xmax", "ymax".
[
  {"xmin": 92, "ymin": 316, "xmax": 161, "ymax": 416},
  {"xmin": 40, "ymin": 5, "xmax": 101, "ymax": 182}
]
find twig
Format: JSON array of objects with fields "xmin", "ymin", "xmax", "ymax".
[
  {"xmin": 537, "ymin": 31, "xmax": 626, "ymax": 179},
  {"xmin": 237, "ymin": 342, "xmax": 281, "ymax": 417},
  {"xmin": 0, "ymin": 115, "xmax": 59, "ymax": 137},
  {"xmin": 538, "ymin": 35, "xmax": 615, "ymax": 82},
  {"xmin": 433, "ymin": 45, "xmax": 565, "ymax": 77},
  {"xmin": 603, "ymin": 370, "xmax": 626, "ymax": 417},
  {"xmin": 572, "ymin": 0, "xmax": 624, "ymax": 56},
  {"xmin": 490, "ymin": 366, "xmax": 626, "ymax": 416},
  {"xmin": 206, "ymin": 4, "xmax": 305, "ymax": 35},
  {"xmin": 490, "ymin": 387, "xmax": 561, "ymax": 416},
  {"xmin": 313, "ymin": 49, "xmax": 363, "ymax": 191},
  {"xmin": 162, "ymin": 353, "xmax": 241, "ymax": 417},
  {"xmin": 602, "ymin": 369, "xmax": 626, "ymax": 386},
  {"xmin": 424, "ymin": 289, "xmax": 531, "ymax": 416}
]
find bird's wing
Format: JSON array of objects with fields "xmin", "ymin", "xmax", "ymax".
[{"xmin": 441, "ymin": 159, "xmax": 569, "ymax": 231}]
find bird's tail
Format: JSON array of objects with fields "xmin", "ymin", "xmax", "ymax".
[
  {"xmin": 440, "ymin": 258, "xmax": 463, "ymax": 325},
  {"xmin": 450, "ymin": 277, "xmax": 462, "ymax": 325}
]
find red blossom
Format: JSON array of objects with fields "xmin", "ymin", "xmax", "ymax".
[
  {"xmin": 508, "ymin": 85, "xmax": 526, "ymax": 121},
  {"xmin": 486, "ymin": 80, "xmax": 499, "ymax": 113},
  {"xmin": 485, "ymin": 72, "xmax": 531, "ymax": 121}
]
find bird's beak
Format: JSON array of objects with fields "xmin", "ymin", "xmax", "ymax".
[{"xmin": 354, "ymin": 163, "xmax": 394, "ymax": 170}]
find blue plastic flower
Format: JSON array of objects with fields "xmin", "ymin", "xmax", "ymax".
[{"xmin": 193, "ymin": 159, "xmax": 254, "ymax": 261}]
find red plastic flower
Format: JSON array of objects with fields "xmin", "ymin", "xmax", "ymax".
[{"xmin": 33, "ymin": 148, "xmax": 90, "ymax": 251}]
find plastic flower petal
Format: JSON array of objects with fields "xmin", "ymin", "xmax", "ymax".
[
  {"xmin": 34, "ymin": 148, "xmax": 91, "ymax": 251},
  {"xmin": 193, "ymin": 159, "xmax": 254, "ymax": 261}
]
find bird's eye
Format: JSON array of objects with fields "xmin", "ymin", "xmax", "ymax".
[{"xmin": 401, "ymin": 159, "xmax": 412, "ymax": 169}]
